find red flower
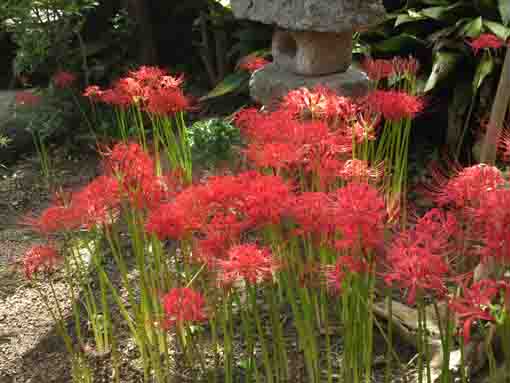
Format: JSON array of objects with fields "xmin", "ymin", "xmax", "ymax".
[
  {"xmin": 218, "ymin": 244, "xmax": 278, "ymax": 286},
  {"xmin": 338, "ymin": 159, "xmax": 383, "ymax": 183},
  {"xmin": 281, "ymin": 86, "xmax": 357, "ymax": 123},
  {"xmin": 103, "ymin": 142, "xmax": 155, "ymax": 186},
  {"xmin": 331, "ymin": 182, "xmax": 386, "ymax": 251},
  {"xmin": 385, "ymin": 209, "xmax": 455, "ymax": 304},
  {"xmin": 161, "ymin": 288, "xmax": 207, "ymax": 327},
  {"xmin": 449, "ymin": 279, "xmax": 499, "ymax": 343},
  {"xmin": 385, "ymin": 246, "xmax": 449, "ymax": 305},
  {"xmin": 326, "ymin": 255, "xmax": 369, "ymax": 293},
  {"xmin": 288, "ymin": 192, "xmax": 334, "ymax": 237},
  {"xmin": 498, "ymin": 127, "xmax": 510, "ymax": 162},
  {"xmin": 245, "ymin": 142, "xmax": 302, "ymax": 172},
  {"xmin": 145, "ymin": 87, "xmax": 192, "ymax": 116},
  {"xmin": 23, "ymin": 245, "xmax": 61, "ymax": 279},
  {"xmin": 83, "ymin": 85, "xmax": 103, "ymax": 102},
  {"xmin": 24, "ymin": 203, "xmax": 82, "ymax": 234},
  {"xmin": 361, "ymin": 57, "xmax": 395, "ymax": 81},
  {"xmin": 362, "ymin": 90, "xmax": 424, "ymax": 121},
  {"xmin": 71, "ymin": 175, "xmax": 121, "ymax": 228},
  {"xmin": 52, "ymin": 71, "xmax": 77, "ymax": 88},
  {"xmin": 468, "ymin": 34, "xmax": 505, "ymax": 54},
  {"xmin": 15, "ymin": 91, "xmax": 41, "ymax": 107},
  {"xmin": 239, "ymin": 56, "xmax": 270, "ymax": 72},
  {"xmin": 474, "ymin": 189, "xmax": 510, "ymax": 263},
  {"xmin": 434, "ymin": 164, "xmax": 505, "ymax": 209},
  {"xmin": 392, "ymin": 56, "xmax": 420, "ymax": 77},
  {"xmin": 128, "ymin": 66, "xmax": 168, "ymax": 84}
]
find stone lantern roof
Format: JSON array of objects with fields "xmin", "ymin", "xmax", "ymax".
[{"xmin": 231, "ymin": 0, "xmax": 386, "ymax": 33}]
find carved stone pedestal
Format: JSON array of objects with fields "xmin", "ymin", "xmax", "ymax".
[{"xmin": 249, "ymin": 62, "xmax": 369, "ymax": 106}]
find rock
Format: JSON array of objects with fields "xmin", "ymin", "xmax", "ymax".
[
  {"xmin": 249, "ymin": 62, "xmax": 370, "ymax": 106},
  {"xmin": 231, "ymin": 0, "xmax": 386, "ymax": 33},
  {"xmin": 272, "ymin": 30, "xmax": 353, "ymax": 75}
]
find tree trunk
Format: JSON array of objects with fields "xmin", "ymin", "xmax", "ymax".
[{"xmin": 123, "ymin": 0, "xmax": 158, "ymax": 64}]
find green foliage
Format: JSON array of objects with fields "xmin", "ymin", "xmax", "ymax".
[
  {"xmin": 13, "ymin": 89, "xmax": 79, "ymax": 141},
  {"xmin": 362, "ymin": 0, "xmax": 510, "ymax": 92},
  {"xmin": 0, "ymin": 0, "xmax": 100, "ymax": 77},
  {"xmin": 361, "ymin": 0, "xmax": 510, "ymax": 154},
  {"xmin": 189, "ymin": 118, "xmax": 241, "ymax": 168}
]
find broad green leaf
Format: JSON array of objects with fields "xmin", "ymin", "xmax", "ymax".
[
  {"xmin": 484, "ymin": 20, "xmax": 510, "ymax": 40},
  {"xmin": 424, "ymin": 51, "xmax": 461, "ymax": 92},
  {"xmin": 420, "ymin": 2, "xmax": 464, "ymax": 20},
  {"xmin": 372, "ymin": 34, "xmax": 426, "ymax": 53},
  {"xmin": 472, "ymin": 53, "xmax": 494, "ymax": 92},
  {"xmin": 422, "ymin": 0, "xmax": 451, "ymax": 4},
  {"xmin": 457, "ymin": 17, "xmax": 483, "ymax": 37},
  {"xmin": 200, "ymin": 71, "xmax": 250, "ymax": 101},
  {"xmin": 499, "ymin": 0, "xmax": 510, "ymax": 25},
  {"xmin": 395, "ymin": 11, "xmax": 427, "ymax": 26}
]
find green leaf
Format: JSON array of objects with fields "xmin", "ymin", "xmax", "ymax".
[
  {"xmin": 424, "ymin": 51, "xmax": 461, "ymax": 92},
  {"xmin": 457, "ymin": 17, "xmax": 483, "ymax": 37},
  {"xmin": 395, "ymin": 12, "xmax": 427, "ymax": 27},
  {"xmin": 420, "ymin": 2, "xmax": 464, "ymax": 20},
  {"xmin": 472, "ymin": 53, "xmax": 494, "ymax": 92},
  {"xmin": 484, "ymin": 20, "xmax": 510, "ymax": 40},
  {"xmin": 199, "ymin": 71, "xmax": 250, "ymax": 101},
  {"xmin": 499, "ymin": 0, "xmax": 510, "ymax": 26},
  {"xmin": 372, "ymin": 34, "xmax": 426, "ymax": 53}
]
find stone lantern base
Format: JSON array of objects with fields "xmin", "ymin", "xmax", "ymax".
[{"xmin": 249, "ymin": 63, "xmax": 370, "ymax": 107}]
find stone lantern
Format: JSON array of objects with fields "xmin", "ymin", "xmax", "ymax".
[{"xmin": 231, "ymin": 0, "xmax": 386, "ymax": 105}]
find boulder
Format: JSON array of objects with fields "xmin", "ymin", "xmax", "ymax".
[{"xmin": 231, "ymin": 0, "xmax": 386, "ymax": 33}]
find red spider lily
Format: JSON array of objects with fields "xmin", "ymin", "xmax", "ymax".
[
  {"xmin": 24, "ymin": 203, "xmax": 83, "ymax": 234},
  {"xmin": 244, "ymin": 142, "xmax": 302, "ymax": 171},
  {"xmin": 331, "ymin": 182, "xmax": 386, "ymax": 252},
  {"xmin": 52, "ymin": 71, "xmax": 77, "ymax": 88},
  {"xmin": 385, "ymin": 245, "xmax": 449, "ymax": 305},
  {"xmin": 468, "ymin": 34, "xmax": 505, "ymax": 54},
  {"xmin": 362, "ymin": 90, "xmax": 424, "ymax": 121},
  {"xmin": 15, "ymin": 91, "xmax": 41, "ymax": 107},
  {"xmin": 361, "ymin": 57, "xmax": 395, "ymax": 81},
  {"xmin": 308, "ymin": 155, "xmax": 346, "ymax": 189},
  {"xmin": 239, "ymin": 56, "xmax": 270, "ymax": 72},
  {"xmin": 83, "ymin": 85, "xmax": 103, "ymax": 102},
  {"xmin": 433, "ymin": 164, "xmax": 505, "ymax": 209},
  {"xmin": 498, "ymin": 127, "xmax": 510, "ymax": 161},
  {"xmin": 474, "ymin": 189, "xmax": 510, "ymax": 263},
  {"xmin": 413, "ymin": 208, "xmax": 458, "ymax": 256},
  {"xmin": 71, "ymin": 175, "xmax": 121, "ymax": 228},
  {"xmin": 99, "ymin": 88, "xmax": 133, "ymax": 108},
  {"xmin": 385, "ymin": 210, "xmax": 455, "ymax": 304},
  {"xmin": 145, "ymin": 200, "xmax": 199, "ymax": 240},
  {"xmin": 161, "ymin": 287, "xmax": 207, "ymax": 328},
  {"xmin": 288, "ymin": 192, "xmax": 334, "ymax": 237},
  {"xmin": 449, "ymin": 279, "xmax": 499, "ymax": 343},
  {"xmin": 128, "ymin": 65, "xmax": 168, "ymax": 84},
  {"xmin": 103, "ymin": 142, "xmax": 155, "ymax": 186},
  {"xmin": 218, "ymin": 244, "xmax": 278, "ymax": 286},
  {"xmin": 144, "ymin": 87, "xmax": 192, "ymax": 116},
  {"xmin": 338, "ymin": 159, "xmax": 383, "ymax": 183},
  {"xmin": 281, "ymin": 86, "xmax": 357, "ymax": 123},
  {"xmin": 392, "ymin": 56, "xmax": 420, "ymax": 77},
  {"xmin": 23, "ymin": 245, "xmax": 61, "ymax": 279},
  {"xmin": 326, "ymin": 255, "xmax": 369, "ymax": 293},
  {"xmin": 146, "ymin": 172, "xmax": 292, "ymax": 245}
]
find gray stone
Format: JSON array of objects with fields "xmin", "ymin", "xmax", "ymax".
[
  {"xmin": 272, "ymin": 30, "xmax": 353, "ymax": 75},
  {"xmin": 231, "ymin": 0, "xmax": 386, "ymax": 33},
  {"xmin": 249, "ymin": 62, "xmax": 369, "ymax": 106}
]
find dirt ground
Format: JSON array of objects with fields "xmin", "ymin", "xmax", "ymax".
[{"xmin": 0, "ymin": 145, "xmax": 99, "ymax": 382}]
